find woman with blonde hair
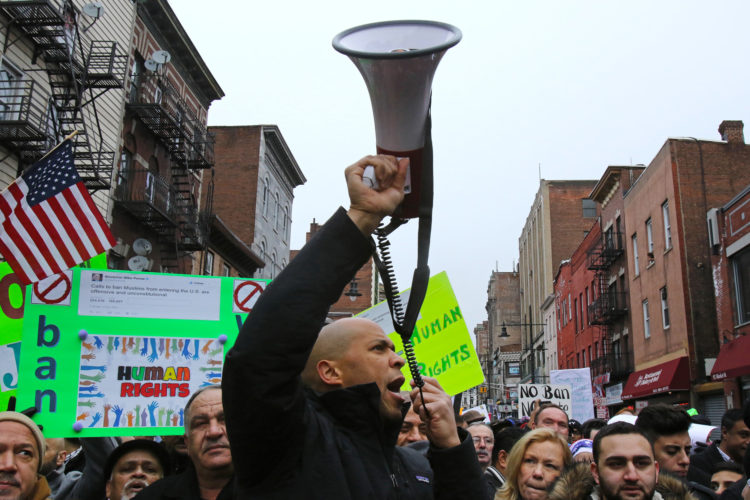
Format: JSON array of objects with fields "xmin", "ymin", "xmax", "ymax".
[{"xmin": 494, "ymin": 428, "xmax": 572, "ymax": 500}]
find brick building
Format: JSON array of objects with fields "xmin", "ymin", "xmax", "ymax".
[
  {"xmin": 518, "ymin": 180, "xmax": 598, "ymax": 381},
  {"xmin": 201, "ymin": 125, "xmax": 304, "ymax": 278},
  {"xmin": 708, "ymin": 180, "xmax": 750, "ymax": 408},
  {"xmin": 110, "ymin": 0, "xmax": 223, "ymax": 274},
  {"xmin": 291, "ymin": 219, "xmax": 378, "ymax": 320},
  {"xmin": 622, "ymin": 120, "xmax": 750, "ymax": 416},
  {"xmin": 587, "ymin": 165, "xmax": 645, "ymax": 413},
  {"xmin": 484, "ymin": 270, "xmax": 521, "ymax": 412},
  {"xmin": 554, "ymin": 222, "xmax": 599, "ymax": 373}
]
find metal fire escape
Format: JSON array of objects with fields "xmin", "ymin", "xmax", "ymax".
[
  {"xmin": 587, "ymin": 226, "xmax": 632, "ymax": 381},
  {"xmin": 0, "ymin": 0, "xmax": 127, "ymax": 191},
  {"xmin": 119, "ymin": 73, "xmax": 215, "ymax": 273}
]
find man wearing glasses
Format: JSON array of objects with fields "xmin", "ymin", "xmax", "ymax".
[{"xmin": 467, "ymin": 423, "xmax": 494, "ymax": 472}]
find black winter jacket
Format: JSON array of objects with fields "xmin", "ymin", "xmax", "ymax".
[
  {"xmin": 133, "ymin": 463, "xmax": 233, "ymax": 500},
  {"xmin": 223, "ymin": 208, "xmax": 484, "ymax": 499}
]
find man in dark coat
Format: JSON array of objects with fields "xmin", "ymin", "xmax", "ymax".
[
  {"xmin": 223, "ymin": 155, "xmax": 484, "ymax": 498},
  {"xmin": 689, "ymin": 409, "xmax": 750, "ymax": 489},
  {"xmin": 134, "ymin": 386, "xmax": 233, "ymax": 500}
]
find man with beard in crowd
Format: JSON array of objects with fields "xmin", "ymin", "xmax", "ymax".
[
  {"xmin": 548, "ymin": 422, "xmax": 695, "ymax": 500},
  {"xmin": 104, "ymin": 440, "xmax": 169, "ymax": 500}
]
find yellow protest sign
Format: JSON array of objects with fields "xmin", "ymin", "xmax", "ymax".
[{"xmin": 357, "ymin": 271, "xmax": 484, "ymax": 396}]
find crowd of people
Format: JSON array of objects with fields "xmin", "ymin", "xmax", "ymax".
[
  {"xmin": 459, "ymin": 401, "xmax": 750, "ymax": 500},
  {"xmin": 1, "ymin": 155, "xmax": 749, "ymax": 499}
]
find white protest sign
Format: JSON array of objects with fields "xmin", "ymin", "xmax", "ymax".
[
  {"xmin": 550, "ymin": 368, "xmax": 595, "ymax": 423},
  {"xmin": 518, "ymin": 384, "xmax": 572, "ymax": 418}
]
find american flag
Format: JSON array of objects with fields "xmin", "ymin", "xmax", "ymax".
[{"xmin": 0, "ymin": 140, "xmax": 115, "ymax": 284}]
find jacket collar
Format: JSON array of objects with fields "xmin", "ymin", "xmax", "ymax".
[{"xmin": 313, "ymin": 382, "xmax": 404, "ymax": 458}]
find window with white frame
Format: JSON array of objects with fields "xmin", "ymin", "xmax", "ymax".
[
  {"xmin": 662, "ymin": 201, "xmax": 672, "ymax": 250},
  {"xmin": 642, "ymin": 299, "xmax": 650, "ymax": 338},
  {"xmin": 660, "ymin": 286, "xmax": 670, "ymax": 328},
  {"xmin": 632, "ymin": 234, "xmax": 640, "ymax": 276},
  {"xmin": 732, "ymin": 247, "xmax": 750, "ymax": 324},
  {"xmin": 203, "ymin": 251, "xmax": 214, "ymax": 276},
  {"xmin": 222, "ymin": 263, "xmax": 230, "ymax": 277},
  {"xmin": 646, "ymin": 218, "xmax": 654, "ymax": 257}
]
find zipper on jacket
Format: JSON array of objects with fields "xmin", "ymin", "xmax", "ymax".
[{"xmin": 391, "ymin": 473, "xmax": 398, "ymax": 488}]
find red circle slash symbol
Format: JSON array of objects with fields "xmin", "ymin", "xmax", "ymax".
[
  {"xmin": 34, "ymin": 273, "xmax": 72, "ymax": 304},
  {"xmin": 233, "ymin": 280, "xmax": 264, "ymax": 313}
]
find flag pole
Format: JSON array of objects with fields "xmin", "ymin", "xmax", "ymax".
[{"xmin": 36, "ymin": 130, "xmax": 79, "ymax": 163}]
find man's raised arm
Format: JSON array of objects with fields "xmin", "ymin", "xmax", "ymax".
[{"xmin": 222, "ymin": 156, "xmax": 406, "ymax": 487}]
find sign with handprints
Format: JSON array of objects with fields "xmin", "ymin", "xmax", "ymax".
[{"xmin": 76, "ymin": 335, "xmax": 223, "ymax": 430}]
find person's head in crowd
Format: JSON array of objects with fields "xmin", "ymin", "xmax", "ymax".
[
  {"xmin": 582, "ymin": 418, "xmax": 607, "ymax": 440},
  {"xmin": 183, "ymin": 385, "xmax": 233, "ymax": 479},
  {"xmin": 301, "ymin": 317, "xmax": 407, "ymax": 424},
  {"xmin": 40, "ymin": 438, "xmax": 66, "ymax": 476},
  {"xmin": 720, "ymin": 408, "xmax": 750, "ymax": 463},
  {"xmin": 635, "ymin": 404, "xmax": 691, "ymax": 479},
  {"xmin": 591, "ymin": 422, "xmax": 659, "ymax": 500},
  {"xmin": 530, "ymin": 403, "xmax": 569, "ymax": 440},
  {"xmin": 455, "ymin": 412, "xmax": 467, "ymax": 429},
  {"xmin": 616, "ymin": 406, "xmax": 636, "ymax": 416},
  {"xmin": 397, "ymin": 397, "xmax": 427, "ymax": 447},
  {"xmin": 710, "ymin": 461, "xmax": 744, "ymax": 495},
  {"xmin": 495, "ymin": 428, "xmax": 572, "ymax": 500},
  {"xmin": 570, "ymin": 439, "xmax": 594, "ymax": 464},
  {"xmin": 104, "ymin": 439, "xmax": 170, "ymax": 500},
  {"xmin": 492, "ymin": 427, "xmax": 527, "ymax": 476},
  {"xmin": 160, "ymin": 435, "xmax": 190, "ymax": 474},
  {"xmin": 568, "ymin": 419, "xmax": 583, "ymax": 443},
  {"xmin": 467, "ymin": 423, "xmax": 494, "ymax": 471},
  {"xmin": 0, "ymin": 411, "xmax": 46, "ymax": 500},
  {"xmin": 461, "ymin": 410, "xmax": 485, "ymax": 426}
]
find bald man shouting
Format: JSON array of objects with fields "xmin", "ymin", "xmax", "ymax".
[{"xmin": 224, "ymin": 155, "xmax": 483, "ymax": 499}]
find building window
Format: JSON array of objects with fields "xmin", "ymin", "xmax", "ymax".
[
  {"xmin": 259, "ymin": 240, "xmax": 266, "ymax": 261},
  {"xmin": 582, "ymin": 199, "xmax": 597, "ymax": 218},
  {"xmin": 271, "ymin": 251, "xmax": 277, "ymax": 279},
  {"xmin": 573, "ymin": 298, "xmax": 578, "ymax": 332},
  {"xmin": 282, "ymin": 205, "xmax": 289, "ymax": 238},
  {"xmin": 732, "ymin": 247, "xmax": 750, "ymax": 324},
  {"xmin": 642, "ymin": 299, "xmax": 650, "ymax": 339},
  {"xmin": 203, "ymin": 251, "xmax": 214, "ymax": 276},
  {"xmin": 582, "ymin": 349, "xmax": 586, "ymax": 367},
  {"xmin": 262, "ymin": 178, "xmax": 269, "ymax": 217},
  {"xmin": 222, "ymin": 263, "xmax": 230, "ymax": 277},
  {"xmin": 579, "ymin": 293, "xmax": 584, "ymax": 330},
  {"xmin": 118, "ymin": 149, "xmax": 131, "ymax": 186},
  {"xmin": 662, "ymin": 201, "xmax": 672, "ymax": 250},
  {"xmin": 646, "ymin": 218, "xmax": 654, "ymax": 257},
  {"xmin": 632, "ymin": 234, "xmax": 640, "ymax": 276},
  {"xmin": 659, "ymin": 286, "xmax": 670, "ymax": 329},
  {"xmin": 274, "ymin": 192, "xmax": 280, "ymax": 230}
]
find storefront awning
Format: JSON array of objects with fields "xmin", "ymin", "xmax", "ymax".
[
  {"xmin": 711, "ymin": 335, "xmax": 750, "ymax": 381},
  {"xmin": 621, "ymin": 357, "xmax": 690, "ymax": 400}
]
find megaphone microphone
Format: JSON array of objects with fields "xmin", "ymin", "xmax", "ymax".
[
  {"xmin": 333, "ymin": 21, "xmax": 461, "ymax": 394},
  {"xmin": 333, "ymin": 20, "xmax": 461, "ymax": 218}
]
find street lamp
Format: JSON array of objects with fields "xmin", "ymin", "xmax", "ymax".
[{"xmin": 499, "ymin": 321, "xmax": 546, "ymax": 383}]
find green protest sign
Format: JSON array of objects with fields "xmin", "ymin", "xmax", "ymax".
[
  {"xmin": 1, "ymin": 254, "xmax": 108, "ymax": 411},
  {"xmin": 358, "ymin": 271, "xmax": 484, "ymax": 396},
  {"xmin": 16, "ymin": 268, "xmax": 268, "ymax": 437}
]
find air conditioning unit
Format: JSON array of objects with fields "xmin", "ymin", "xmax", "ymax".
[{"xmin": 707, "ymin": 208, "xmax": 720, "ymax": 251}]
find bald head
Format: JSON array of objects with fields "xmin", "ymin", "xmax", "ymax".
[{"xmin": 302, "ymin": 318, "xmax": 381, "ymax": 391}]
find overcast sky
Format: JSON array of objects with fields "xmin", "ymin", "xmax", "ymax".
[{"xmin": 170, "ymin": 1, "xmax": 750, "ymax": 339}]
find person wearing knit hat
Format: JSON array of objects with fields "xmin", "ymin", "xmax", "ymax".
[
  {"xmin": 0, "ymin": 410, "xmax": 52, "ymax": 500},
  {"xmin": 569, "ymin": 438, "xmax": 594, "ymax": 464}
]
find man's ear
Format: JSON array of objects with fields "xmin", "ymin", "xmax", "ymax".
[
  {"xmin": 317, "ymin": 360, "xmax": 343, "ymax": 387},
  {"xmin": 496, "ymin": 449, "xmax": 508, "ymax": 470},
  {"xmin": 105, "ymin": 479, "xmax": 112, "ymax": 499},
  {"xmin": 591, "ymin": 461, "xmax": 600, "ymax": 485},
  {"xmin": 55, "ymin": 450, "xmax": 67, "ymax": 468}
]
